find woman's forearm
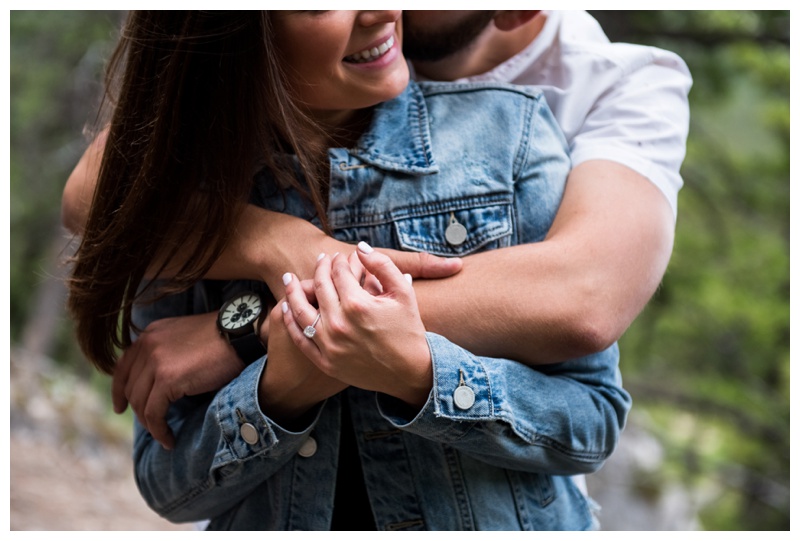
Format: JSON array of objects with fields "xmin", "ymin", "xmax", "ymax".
[{"xmin": 62, "ymin": 136, "xmax": 344, "ymax": 294}]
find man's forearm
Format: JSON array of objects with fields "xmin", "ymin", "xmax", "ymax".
[
  {"xmin": 156, "ymin": 160, "xmax": 676, "ymax": 365},
  {"xmin": 414, "ymin": 160, "xmax": 675, "ymax": 364},
  {"xmin": 65, "ymin": 134, "xmax": 674, "ymax": 363}
]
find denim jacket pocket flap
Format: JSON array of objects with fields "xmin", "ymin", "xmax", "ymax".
[{"xmin": 392, "ymin": 194, "xmax": 513, "ymax": 257}]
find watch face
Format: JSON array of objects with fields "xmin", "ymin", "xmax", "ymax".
[{"xmin": 219, "ymin": 293, "xmax": 263, "ymax": 331}]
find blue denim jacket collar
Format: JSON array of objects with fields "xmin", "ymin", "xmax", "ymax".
[{"xmin": 348, "ymin": 82, "xmax": 440, "ymax": 176}]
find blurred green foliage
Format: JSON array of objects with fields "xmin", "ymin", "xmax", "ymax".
[
  {"xmin": 591, "ymin": 10, "xmax": 789, "ymax": 530},
  {"xmin": 10, "ymin": 11, "xmax": 789, "ymax": 530},
  {"xmin": 10, "ymin": 11, "xmax": 125, "ymax": 376}
]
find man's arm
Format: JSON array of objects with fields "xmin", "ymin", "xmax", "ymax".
[
  {"xmin": 414, "ymin": 159, "xmax": 674, "ymax": 363},
  {"xmin": 63, "ymin": 138, "xmax": 672, "ymax": 364},
  {"xmin": 183, "ymin": 160, "xmax": 673, "ymax": 365},
  {"xmin": 62, "ymin": 130, "xmax": 106, "ymax": 235}
]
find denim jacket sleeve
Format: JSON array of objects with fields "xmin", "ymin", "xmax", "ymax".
[
  {"xmin": 376, "ymin": 332, "xmax": 631, "ymax": 476},
  {"xmin": 132, "ymin": 357, "xmax": 323, "ymax": 523}
]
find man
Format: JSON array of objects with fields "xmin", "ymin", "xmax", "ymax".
[{"xmin": 63, "ymin": 10, "xmax": 690, "ymax": 450}]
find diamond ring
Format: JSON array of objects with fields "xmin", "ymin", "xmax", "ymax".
[{"xmin": 303, "ymin": 313, "xmax": 321, "ymax": 339}]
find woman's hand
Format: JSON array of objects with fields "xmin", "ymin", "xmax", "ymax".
[
  {"xmin": 282, "ymin": 243, "xmax": 433, "ymax": 409},
  {"xmin": 259, "ymin": 297, "xmax": 348, "ymax": 425}
]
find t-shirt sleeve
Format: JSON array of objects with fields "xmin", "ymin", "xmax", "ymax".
[{"xmin": 569, "ymin": 45, "xmax": 692, "ymax": 216}]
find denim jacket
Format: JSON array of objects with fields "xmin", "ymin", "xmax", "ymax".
[{"xmin": 131, "ymin": 81, "xmax": 632, "ymax": 530}]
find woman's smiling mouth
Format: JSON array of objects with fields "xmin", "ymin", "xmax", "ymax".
[{"xmin": 344, "ymin": 35, "xmax": 395, "ymax": 63}]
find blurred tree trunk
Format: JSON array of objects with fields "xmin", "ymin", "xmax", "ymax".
[{"xmin": 20, "ymin": 224, "xmax": 77, "ymax": 360}]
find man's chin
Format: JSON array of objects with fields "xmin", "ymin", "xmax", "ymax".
[{"xmin": 402, "ymin": 11, "xmax": 496, "ymax": 63}]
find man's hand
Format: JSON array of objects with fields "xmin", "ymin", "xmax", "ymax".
[{"xmin": 112, "ymin": 312, "xmax": 247, "ymax": 450}]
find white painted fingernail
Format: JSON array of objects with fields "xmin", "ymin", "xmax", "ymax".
[
  {"xmin": 358, "ymin": 241, "xmax": 374, "ymax": 254},
  {"xmin": 333, "ymin": 252, "xmax": 340, "ymax": 259},
  {"xmin": 282, "ymin": 301, "xmax": 289, "ymax": 313},
  {"xmin": 282, "ymin": 272, "xmax": 292, "ymax": 286},
  {"xmin": 404, "ymin": 273, "xmax": 413, "ymax": 284},
  {"xmin": 317, "ymin": 253, "xmax": 325, "ymax": 261}
]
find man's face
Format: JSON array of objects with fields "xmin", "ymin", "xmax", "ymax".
[{"xmin": 403, "ymin": 11, "xmax": 497, "ymax": 62}]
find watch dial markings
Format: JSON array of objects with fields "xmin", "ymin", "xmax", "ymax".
[{"xmin": 220, "ymin": 293, "xmax": 263, "ymax": 330}]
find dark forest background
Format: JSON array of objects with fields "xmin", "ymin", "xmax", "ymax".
[{"xmin": 9, "ymin": 11, "xmax": 790, "ymax": 530}]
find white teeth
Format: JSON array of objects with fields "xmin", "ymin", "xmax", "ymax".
[{"xmin": 345, "ymin": 35, "xmax": 394, "ymax": 63}]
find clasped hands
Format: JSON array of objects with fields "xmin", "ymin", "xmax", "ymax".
[
  {"xmin": 276, "ymin": 242, "xmax": 434, "ymax": 409},
  {"xmin": 112, "ymin": 243, "xmax": 457, "ymax": 449}
]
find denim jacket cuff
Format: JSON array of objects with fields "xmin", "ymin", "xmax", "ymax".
[
  {"xmin": 376, "ymin": 332, "xmax": 496, "ymax": 440},
  {"xmin": 211, "ymin": 356, "xmax": 323, "ymax": 469}
]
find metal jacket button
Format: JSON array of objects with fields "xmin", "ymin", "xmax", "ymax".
[
  {"xmin": 453, "ymin": 369, "xmax": 476, "ymax": 410},
  {"xmin": 445, "ymin": 212, "xmax": 467, "ymax": 246},
  {"xmin": 453, "ymin": 386, "xmax": 476, "ymax": 410},
  {"xmin": 240, "ymin": 423, "xmax": 259, "ymax": 445},
  {"xmin": 298, "ymin": 437, "xmax": 318, "ymax": 458}
]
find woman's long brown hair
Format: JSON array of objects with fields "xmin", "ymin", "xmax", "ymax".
[{"xmin": 68, "ymin": 11, "xmax": 329, "ymax": 374}]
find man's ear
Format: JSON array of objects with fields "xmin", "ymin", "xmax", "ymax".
[{"xmin": 493, "ymin": 11, "xmax": 541, "ymax": 32}]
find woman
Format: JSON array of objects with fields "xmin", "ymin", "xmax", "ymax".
[{"xmin": 67, "ymin": 11, "xmax": 629, "ymax": 530}]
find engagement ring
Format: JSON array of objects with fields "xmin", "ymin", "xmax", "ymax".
[{"xmin": 304, "ymin": 313, "xmax": 321, "ymax": 339}]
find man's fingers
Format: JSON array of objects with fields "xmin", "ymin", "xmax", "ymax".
[
  {"xmin": 381, "ymin": 248, "xmax": 462, "ymax": 279},
  {"xmin": 143, "ymin": 391, "xmax": 175, "ymax": 450},
  {"xmin": 126, "ymin": 367, "xmax": 155, "ymax": 426},
  {"xmin": 111, "ymin": 348, "xmax": 134, "ymax": 414}
]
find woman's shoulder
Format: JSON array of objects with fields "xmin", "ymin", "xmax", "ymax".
[
  {"xmin": 408, "ymin": 79, "xmax": 556, "ymax": 142},
  {"xmin": 413, "ymin": 79, "xmax": 545, "ymax": 103}
]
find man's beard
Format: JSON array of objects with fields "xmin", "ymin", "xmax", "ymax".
[{"xmin": 403, "ymin": 12, "xmax": 497, "ymax": 62}]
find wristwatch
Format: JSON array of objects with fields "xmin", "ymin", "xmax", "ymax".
[{"xmin": 217, "ymin": 291, "xmax": 268, "ymax": 365}]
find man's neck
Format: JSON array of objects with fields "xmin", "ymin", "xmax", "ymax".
[{"xmin": 411, "ymin": 14, "xmax": 546, "ymax": 81}]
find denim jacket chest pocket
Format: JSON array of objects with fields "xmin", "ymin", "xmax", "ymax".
[
  {"xmin": 326, "ymin": 165, "xmax": 517, "ymax": 257},
  {"xmin": 390, "ymin": 193, "xmax": 513, "ymax": 256}
]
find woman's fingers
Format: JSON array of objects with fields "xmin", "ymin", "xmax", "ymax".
[
  {"xmin": 283, "ymin": 272, "xmax": 321, "ymax": 332},
  {"xmin": 280, "ymin": 300, "xmax": 324, "ymax": 365},
  {"xmin": 348, "ymin": 250, "xmax": 382, "ymax": 296},
  {"xmin": 327, "ymin": 251, "xmax": 371, "ymax": 307},
  {"xmin": 355, "ymin": 242, "xmax": 414, "ymax": 297},
  {"xmin": 311, "ymin": 254, "xmax": 344, "ymax": 318}
]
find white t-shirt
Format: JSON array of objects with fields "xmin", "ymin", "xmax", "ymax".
[{"xmin": 416, "ymin": 10, "xmax": 693, "ymax": 217}]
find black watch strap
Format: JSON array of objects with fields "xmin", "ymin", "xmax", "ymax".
[{"xmin": 228, "ymin": 331, "xmax": 267, "ymax": 366}]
